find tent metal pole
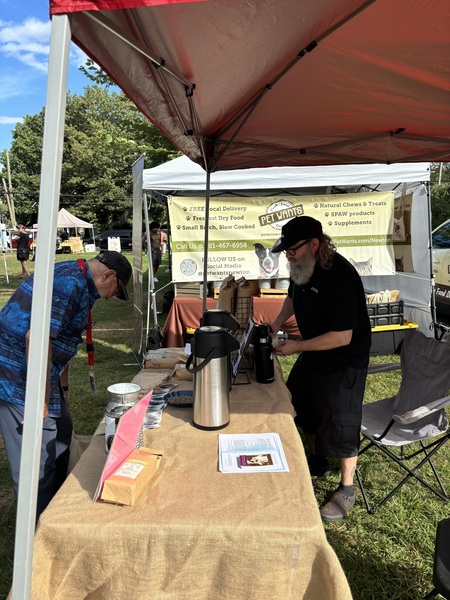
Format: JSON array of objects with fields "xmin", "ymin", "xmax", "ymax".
[
  {"xmin": 143, "ymin": 193, "xmax": 157, "ymax": 330},
  {"xmin": 0, "ymin": 219, "xmax": 9, "ymax": 283},
  {"xmin": 144, "ymin": 193, "xmax": 151, "ymax": 337},
  {"xmin": 12, "ymin": 14, "xmax": 71, "ymax": 600},
  {"xmin": 427, "ymin": 179, "xmax": 439, "ymax": 336},
  {"xmin": 202, "ymin": 170, "xmax": 211, "ymax": 315}
]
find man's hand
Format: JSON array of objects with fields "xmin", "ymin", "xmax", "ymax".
[{"xmin": 273, "ymin": 339, "xmax": 302, "ymax": 356}]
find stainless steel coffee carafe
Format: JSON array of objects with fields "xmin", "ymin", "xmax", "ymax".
[{"xmin": 187, "ymin": 326, "xmax": 240, "ymax": 430}]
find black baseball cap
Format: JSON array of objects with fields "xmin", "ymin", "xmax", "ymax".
[
  {"xmin": 271, "ymin": 216, "xmax": 323, "ymax": 253},
  {"xmin": 95, "ymin": 251, "xmax": 132, "ymax": 300}
]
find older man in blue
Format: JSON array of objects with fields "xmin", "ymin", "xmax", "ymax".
[{"xmin": 0, "ymin": 251, "xmax": 132, "ymax": 521}]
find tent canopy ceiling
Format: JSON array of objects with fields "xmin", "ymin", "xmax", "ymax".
[
  {"xmin": 143, "ymin": 156, "xmax": 430, "ymax": 192},
  {"xmin": 51, "ymin": 0, "xmax": 450, "ymax": 171},
  {"xmin": 57, "ymin": 207, "xmax": 93, "ymax": 228}
]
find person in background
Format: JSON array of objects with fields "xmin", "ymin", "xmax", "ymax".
[
  {"xmin": 149, "ymin": 220, "xmax": 162, "ymax": 283},
  {"xmin": 269, "ymin": 216, "xmax": 371, "ymax": 522},
  {"xmin": 160, "ymin": 227, "xmax": 168, "ymax": 256},
  {"xmin": 13, "ymin": 224, "xmax": 31, "ymax": 278},
  {"xmin": 0, "ymin": 250, "xmax": 132, "ymax": 522},
  {"xmin": 59, "ymin": 229, "xmax": 69, "ymax": 242}
]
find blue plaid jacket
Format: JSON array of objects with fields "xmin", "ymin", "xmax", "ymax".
[{"xmin": 0, "ymin": 260, "xmax": 99, "ymax": 416}]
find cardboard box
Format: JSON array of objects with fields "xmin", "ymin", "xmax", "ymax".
[
  {"xmin": 176, "ymin": 283, "xmax": 201, "ymax": 298},
  {"xmin": 144, "ymin": 349, "xmax": 187, "ymax": 370},
  {"xmin": 100, "ymin": 447, "xmax": 162, "ymax": 506}
]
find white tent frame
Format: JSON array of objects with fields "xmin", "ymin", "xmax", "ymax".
[
  {"xmin": 13, "ymin": 15, "xmax": 71, "ymax": 599},
  {"xmin": 142, "ymin": 156, "xmax": 434, "ymax": 331}
]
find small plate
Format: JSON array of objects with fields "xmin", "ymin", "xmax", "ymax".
[{"xmin": 166, "ymin": 390, "xmax": 193, "ymax": 408}]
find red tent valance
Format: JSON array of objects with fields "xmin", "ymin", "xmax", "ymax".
[{"xmin": 50, "ymin": 0, "xmax": 204, "ymax": 15}]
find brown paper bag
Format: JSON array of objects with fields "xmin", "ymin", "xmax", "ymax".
[
  {"xmin": 217, "ymin": 275, "xmax": 237, "ymax": 313},
  {"xmin": 144, "ymin": 350, "xmax": 187, "ymax": 370},
  {"xmin": 101, "ymin": 447, "xmax": 162, "ymax": 506},
  {"xmin": 173, "ymin": 365, "xmax": 194, "ymax": 381}
]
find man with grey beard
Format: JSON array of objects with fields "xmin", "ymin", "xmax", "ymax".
[{"xmin": 269, "ymin": 216, "xmax": 371, "ymax": 522}]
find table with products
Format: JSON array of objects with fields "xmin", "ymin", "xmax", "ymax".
[
  {"xmin": 59, "ymin": 236, "xmax": 83, "ymax": 253},
  {"xmin": 30, "ymin": 360, "xmax": 352, "ymax": 600},
  {"xmin": 162, "ymin": 296, "xmax": 300, "ymax": 347}
]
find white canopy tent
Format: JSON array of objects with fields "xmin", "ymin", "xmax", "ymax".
[
  {"xmin": 55, "ymin": 208, "xmax": 96, "ymax": 247},
  {"xmin": 143, "ymin": 156, "xmax": 433, "ymax": 333},
  {"xmin": 12, "ymin": 0, "xmax": 450, "ymax": 596},
  {"xmin": 56, "ymin": 207, "xmax": 94, "ymax": 233},
  {"xmin": 143, "ymin": 155, "xmax": 431, "ymax": 192}
]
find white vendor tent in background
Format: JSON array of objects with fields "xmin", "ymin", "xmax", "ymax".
[
  {"xmin": 56, "ymin": 207, "xmax": 96, "ymax": 243},
  {"xmin": 13, "ymin": 0, "xmax": 450, "ymax": 597},
  {"xmin": 143, "ymin": 157, "xmax": 433, "ymax": 333},
  {"xmin": 56, "ymin": 207, "xmax": 94, "ymax": 232}
]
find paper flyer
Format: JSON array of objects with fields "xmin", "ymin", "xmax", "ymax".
[{"xmin": 218, "ymin": 432, "xmax": 289, "ymax": 473}]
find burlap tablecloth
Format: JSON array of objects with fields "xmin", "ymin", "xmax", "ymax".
[{"xmin": 30, "ymin": 361, "xmax": 352, "ymax": 600}]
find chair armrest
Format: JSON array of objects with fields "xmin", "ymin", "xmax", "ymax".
[
  {"xmin": 393, "ymin": 395, "xmax": 450, "ymax": 425},
  {"xmin": 368, "ymin": 362, "xmax": 401, "ymax": 375}
]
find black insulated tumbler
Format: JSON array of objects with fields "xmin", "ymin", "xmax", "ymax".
[{"xmin": 253, "ymin": 324, "xmax": 275, "ymax": 384}]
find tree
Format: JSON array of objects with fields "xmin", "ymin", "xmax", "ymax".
[
  {"xmin": 431, "ymin": 182, "xmax": 450, "ymax": 229},
  {"xmin": 430, "ymin": 162, "xmax": 450, "ymax": 229},
  {"xmin": 0, "ymin": 85, "xmax": 179, "ymax": 228},
  {"xmin": 430, "ymin": 162, "xmax": 450, "ymax": 185}
]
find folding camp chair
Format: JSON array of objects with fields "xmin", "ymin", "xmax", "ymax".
[{"xmin": 356, "ymin": 329, "xmax": 450, "ymax": 514}]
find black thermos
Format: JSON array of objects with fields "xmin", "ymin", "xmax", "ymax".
[{"xmin": 253, "ymin": 324, "xmax": 275, "ymax": 384}]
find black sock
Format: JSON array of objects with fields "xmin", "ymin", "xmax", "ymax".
[{"xmin": 338, "ymin": 483, "xmax": 354, "ymax": 497}]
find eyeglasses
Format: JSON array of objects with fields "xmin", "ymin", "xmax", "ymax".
[{"xmin": 283, "ymin": 239, "xmax": 312, "ymax": 257}]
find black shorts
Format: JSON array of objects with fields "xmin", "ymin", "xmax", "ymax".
[
  {"xmin": 17, "ymin": 248, "xmax": 30, "ymax": 261},
  {"xmin": 286, "ymin": 357, "xmax": 367, "ymax": 458},
  {"xmin": 152, "ymin": 251, "xmax": 162, "ymax": 268}
]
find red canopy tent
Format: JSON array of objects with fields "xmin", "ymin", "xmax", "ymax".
[
  {"xmin": 13, "ymin": 1, "xmax": 450, "ymax": 596},
  {"xmin": 50, "ymin": 0, "xmax": 450, "ymax": 170}
]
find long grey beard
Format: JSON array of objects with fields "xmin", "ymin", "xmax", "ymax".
[{"xmin": 288, "ymin": 256, "xmax": 316, "ymax": 285}]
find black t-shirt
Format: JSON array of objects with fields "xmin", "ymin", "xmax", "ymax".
[
  {"xmin": 289, "ymin": 252, "xmax": 371, "ymax": 372},
  {"xmin": 16, "ymin": 232, "xmax": 30, "ymax": 251}
]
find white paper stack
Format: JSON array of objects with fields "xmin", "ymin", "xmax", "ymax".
[{"xmin": 218, "ymin": 432, "xmax": 289, "ymax": 473}]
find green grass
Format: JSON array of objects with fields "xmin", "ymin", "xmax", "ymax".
[
  {"xmin": 0, "ymin": 251, "xmax": 448, "ymax": 599},
  {"xmin": 278, "ymin": 353, "xmax": 449, "ymax": 600}
]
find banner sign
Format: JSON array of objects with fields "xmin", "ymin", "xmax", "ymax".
[{"xmin": 167, "ymin": 191, "xmax": 395, "ymax": 282}]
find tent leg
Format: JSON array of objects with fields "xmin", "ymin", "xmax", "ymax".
[
  {"xmin": 426, "ymin": 180, "xmax": 439, "ymax": 338},
  {"xmin": 13, "ymin": 14, "xmax": 71, "ymax": 600},
  {"xmin": 143, "ymin": 192, "xmax": 156, "ymax": 336},
  {"xmin": 202, "ymin": 171, "xmax": 211, "ymax": 315}
]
